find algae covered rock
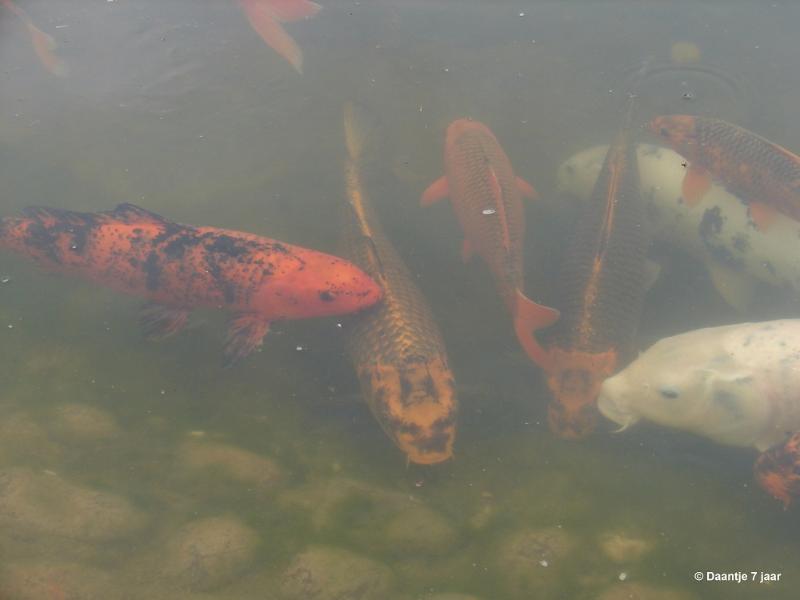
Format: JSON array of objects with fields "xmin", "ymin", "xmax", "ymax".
[
  {"xmin": 177, "ymin": 439, "xmax": 282, "ymax": 492},
  {"xmin": 160, "ymin": 515, "xmax": 260, "ymax": 591},
  {"xmin": 597, "ymin": 582, "xmax": 697, "ymax": 600},
  {"xmin": 280, "ymin": 545, "xmax": 395, "ymax": 600},
  {"xmin": 49, "ymin": 402, "xmax": 121, "ymax": 442},
  {"xmin": 0, "ymin": 467, "xmax": 146, "ymax": 541},
  {"xmin": 383, "ymin": 504, "xmax": 459, "ymax": 556},
  {"xmin": 598, "ymin": 531, "xmax": 656, "ymax": 564},
  {"xmin": 0, "ymin": 561, "xmax": 115, "ymax": 600},
  {"xmin": 492, "ymin": 526, "xmax": 576, "ymax": 598}
]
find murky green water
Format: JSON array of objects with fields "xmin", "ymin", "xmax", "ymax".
[{"xmin": 1, "ymin": 1, "xmax": 799, "ymax": 598}]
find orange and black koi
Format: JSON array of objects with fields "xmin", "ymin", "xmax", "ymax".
[
  {"xmin": 421, "ymin": 119, "xmax": 559, "ymax": 367},
  {"xmin": 1, "ymin": 0, "xmax": 68, "ymax": 77},
  {"xmin": 539, "ymin": 125, "xmax": 650, "ymax": 439},
  {"xmin": 0, "ymin": 204, "xmax": 382, "ymax": 364},
  {"xmin": 649, "ymin": 115, "xmax": 800, "ymax": 231},
  {"xmin": 755, "ymin": 432, "xmax": 800, "ymax": 509},
  {"xmin": 341, "ymin": 103, "xmax": 458, "ymax": 465}
]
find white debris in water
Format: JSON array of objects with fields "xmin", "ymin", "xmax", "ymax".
[
  {"xmin": 619, "ymin": 571, "xmax": 628, "ymax": 581},
  {"xmin": 519, "ymin": 12, "xmax": 526, "ymax": 17},
  {"xmin": 0, "ymin": 276, "xmax": 10, "ymax": 283},
  {"xmin": 539, "ymin": 559, "xmax": 549, "ymax": 567},
  {"xmin": 482, "ymin": 208, "xmax": 497, "ymax": 215},
  {"xmin": 296, "ymin": 345, "xmax": 304, "ymax": 351}
]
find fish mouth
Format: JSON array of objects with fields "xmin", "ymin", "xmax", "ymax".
[{"xmin": 597, "ymin": 392, "xmax": 640, "ymax": 432}]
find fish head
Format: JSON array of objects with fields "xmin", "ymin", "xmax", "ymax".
[
  {"xmin": 598, "ymin": 332, "xmax": 766, "ymax": 446},
  {"xmin": 544, "ymin": 349, "xmax": 617, "ymax": 439},
  {"xmin": 445, "ymin": 118, "xmax": 495, "ymax": 143},
  {"xmin": 649, "ymin": 115, "xmax": 699, "ymax": 154},
  {"xmin": 261, "ymin": 250, "xmax": 383, "ymax": 319},
  {"xmin": 358, "ymin": 356, "xmax": 457, "ymax": 465}
]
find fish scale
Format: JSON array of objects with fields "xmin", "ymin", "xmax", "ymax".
[
  {"xmin": 446, "ymin": 128, "xmax": 524, "ymax": 311},
  {"xmin": 341, "ymin": 103, "xmax": 457, "ymax": 465},
  {"xmin": 651, "ymin": 115, "xmax": 800, "ymax": 223}
]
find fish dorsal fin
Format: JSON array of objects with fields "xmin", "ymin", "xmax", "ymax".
[{"xmin": 106, "ymin": 203, "xmax": 168, "ymax": 225}]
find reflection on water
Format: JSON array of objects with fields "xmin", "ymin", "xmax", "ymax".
[{"xmin": 1, "ymin": 1, "xmax": 799, "ymax": 598}]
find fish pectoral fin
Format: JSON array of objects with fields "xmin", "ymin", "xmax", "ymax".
[
  {"xmin": 223, "ymin": 313, "xmax": 271, "ymax": 367},
  {"xmin": 106, "ymin": 203, "xmax": 168, "ymax": 225},
  {"xmin": 139, "ymin": 303, "xmax": 190, "ymax": 341},
  {"xmin": 461, "ymin": 238, "xmax": 475, "ymax": 262},
  {"xmin": 681, "ymin": 164, "xmax": 711, "ymax": 207},
  {"xmin": 420, "ymin": 176, "xmax": 449, "ymax": 206},
  {"xmin": 704, "ymin": 259, "xmax": 755, "ymax": 313},
  {"xmin": 513, "ymin": 290, "xmax": 560, "ymax": 370},
  {"xmin": 516, "ymin": 176, "xmax": 538, "ymax": 200},
  {"xmin": 747, "ymin": 201, "xmax": 778, "ymax": 232}
]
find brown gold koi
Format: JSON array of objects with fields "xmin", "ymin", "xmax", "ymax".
[
  {"xmin": 541, "ymin": 126, "xmax": 650, "ymax": 438},
  {"xmin": 649, "ymin": 115, "xmax": 800, "ymax": 231},
  {"xmin": 341, "ymin": 103, "xmax": 458, "ymax": 464}
]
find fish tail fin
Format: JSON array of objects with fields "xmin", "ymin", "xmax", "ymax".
[
  {"xmin": 239, "ymin": 0, "xmax": 304, "ymax": 73},
  {"xmin": 343, "ymin": 101, "xmax": 376, "ymax": 163},
  {"xmin": 513, "ymin": 289, "xmax": 559, "ymax": 370}
]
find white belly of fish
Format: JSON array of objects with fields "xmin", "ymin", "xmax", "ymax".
[
  {"xmin": 598, "ymin": 320, "xmax": 800, "ymax": 451},
  {"xmin": 556, "ymin": 144, "xmax": 800, "ymax": 311}
]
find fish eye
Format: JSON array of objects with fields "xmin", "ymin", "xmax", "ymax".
[
  {"xmin": 659, "ymin": 127, "xmax": 669, "ymax": 137},
  {"xmin": 659, "ymin": 387, "xmax": 680, "ymax": 399}
]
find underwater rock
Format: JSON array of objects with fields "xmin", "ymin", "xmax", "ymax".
[
  {"xmin": 280, "ymin": 545, "xmax": 396, "ymax": 600},
  {"xmin": 160, "ymin": 515, "xmax": 260, "ymax": 592},
  {"xmin": 0, "ymin": 412, "xmax": 63, "ymax": 465},
  {"xmin": 598, "ymin": 531, "xmax": 656, "ymax": 564},
  {"xmin": 49, "ymin": 402, "xmax": 120, "ymax": 442},
  {"xmin": 0, "ymin": 561, "xmax": 115, "ymax": 600},
  {"xmin": 492, "ymin": 526, "xmax": 576, "ymax": 597},
  {"xmin": 177, "ymin": 439, "xmax": 282, "ymax": 491},
  {"xmin": 384, "ymin": 504, "xmax": 459, "ymax": 556},
  {"xmin": 0, "ymin": 467, "xmax": 146, "ymax": 541},
  {"xmin": 424, "ymin": 595, "xmax": 483, "ymax": 600},
  {"xmin": 597, "ymin": 582, "xmax": 697, "ymax": 600}
]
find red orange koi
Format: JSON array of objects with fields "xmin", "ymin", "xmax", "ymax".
[
  {"xmin": 0, "ymin": 204, "xmax": 382, "ymax": 364},
  {"xmin": 1, "ymin": 0, "xmax": 68, "ymax": 77}
]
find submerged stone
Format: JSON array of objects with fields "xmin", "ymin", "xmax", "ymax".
[
  {"xmin": 598, "ymin": 531, "xmax": 656, "ymax": 563},
  {"xmin": 160, "ymin": 515, "xmax": 260, "ymax": 591},
  {"xmin": 177, "ymin": 439, "xmax": 282, "ymax": 491},
  {"xmin": 0, "ymin": 467, "xmax": 147, "ymax": 541},
  {"xmin": 49, "ymin": 402, "xmax": 121, "ymax": 442},
  {"xmin": 597, "ymin": 582, "xmax": 698, "ymax": 600},
  {"xmin": 0, "ymin": 561, "xmax": 115, "ymax": 600},
  {"xmin": 280, "ymin": 545, "xmax": 395, "ymax": 600}
]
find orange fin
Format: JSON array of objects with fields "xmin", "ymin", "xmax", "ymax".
[
  {"xmin": 461, "ymin": 238, "xmax": 474, "ymax": 262},
  {"xmin": 239, "ymin": 0, "xmax": 305, "ymax": 73},
  {"xmin": 223, "ymin": 313, "xmax": 271, "ymax": 367},
  {"xmin": 681, "ymin": 164, "xmax": 711, "ymax": 207},
  {"xmin": 748, "ymin": 201, "xmax": 777, "ymax": 232},
  {"xmin": 420, "ymin": 176, "xmax": 449, "ymax": 206},
  {"xmin": 262, "ymin": 0, "xmax": 322, "ymax": 22},
  {"xmin": 516, "ymin": 176, "xmax": 538, "ymax": 200},
  {"xmin": 140, "ymin": 303, "xmax": 190, "ymax": 341},
  {"xmin": 512, "ymin": 290, "xmax": 559, "ymax": 370}
]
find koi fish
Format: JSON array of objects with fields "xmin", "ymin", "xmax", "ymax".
[
  {"xmin": 540, "ymin": 128, "xmax": 650, "ymax": 439},
  {"xmin": 0, "ymin": 204, "xmax": 382, "ymax": 364},
  {"xmin": 755, "ymin": 432, "xmax": 800, "ymax": 509},
  {"xmin": 649, "ymin": 115, "xmax": 800, "ymax": 231},
  {"xmin": 598, "ymin": 320, "xmax": 800, "ymax": 508},
  {"xmin": 420, "ymin": 119, "xmax": 559, "ymax": 367},
  {"xmin": 341, "ymin": 103, "xmax": 457, "ymax": 464},
  {"xmin": 557, "ymin": 143, "xmax": 800, "ymax": 313},
  {"xmin": 1, "ymin": 0, "xmax": 68, "ymax": 77},
  {"xmin": 237, "ymin": 0, "xmax": 321, "ymax": 74}
]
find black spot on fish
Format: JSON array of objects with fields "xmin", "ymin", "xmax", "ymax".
[
  {"xmin": 399, "ymin": 374, "xmax": 412, "ymax": 401},
  {"xmin": 659, "ymin": 387, "xmax": 680, "ymax": 399},
  {"xmin": 318, "ymin": 290, "xmax": 335, "ymax": 302},
  {"xmin": 24, "ymin": 221, "xmax": 61, "ymax": 264},
  {"xmin": 143, "ymin": 252, "xmax": 162, "ymax": 291},
  {"xmin": 732, "ymin": 233, "xmax": 750, "ymax": 253},
  {"xmin": 207, "ymin": 234, "xmax": 250, "ymax": 258},
  {"xmin": 698, "ymin": 206, "xmax": 723, "ymax": 241},
  {"xmin": 205, "ymin": 256, "xmax": 236, "ymax": 304},
  {"xmin": 714, "ymin": 390, "xmax": 742, "ymax": 417},
  {"xmin": 162, "ymin": 232, "xmax": 200, "ymax": 259},
  {"xmin": 270, "ymin": 242, "xmax": 289, "ymax": 255}
]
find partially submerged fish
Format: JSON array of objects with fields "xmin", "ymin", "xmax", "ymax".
[
  {"xmin": 421, "ymin": 119, "xmax": 559, "ymax": 367},
  {"xmin": 598, "ymin": 320, "xmax": 800, "ymax": 507},
  {"xmin": 1, "ymin": 0, "xmax": 68, "ymax": 77},
  {"xmin": 649, "ymin": 115, "xmax": 800, "ymax": 230},
  {"xmin": 557, "ymin": 143, "xmax": 800, "ymax": 313},
  {"xmin": 0, "ymin": 204, "xmax": 382, "ymax": 364},
  {"xmin": 541, "ymin": 128, "xmax": 650, "ymax": 439},
  {"xmin": 238, "ymin": 0, "xmax": 321, "ymax": 74},
  {"xmin": 341, "ymin": 103, "xmax": 457, "ymax": 464}
]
